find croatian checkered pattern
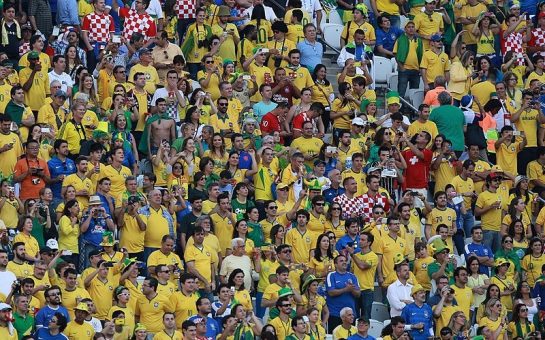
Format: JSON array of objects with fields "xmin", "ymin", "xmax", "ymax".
[
  {"xmin": 504, "ymin": 31, "xmax": 525, "ymax": 66},
  {"xmin": 532, "ymin": 27, "xmax": 545, "ymax": 57},
  {"xmin": 359, "ymin": 193, "xmax": 389, "ymax": 223},
  {"xmin": 175, "ymin": 0, "xmax": 196, "ymax": 19},
  {"xmin": 19, "ymin": 42, "xmax": 30, "ymax": 57},
  {"xmin": 121, "ymin": 9, "xmax": 155, "ymax": 41},
  {"xmin": 82, "ymin": 12, "xmax": 115, "ymax": 44},
  {"xmin": 333, "ymin": 194, "xmax": 363, "ymax": 220}
]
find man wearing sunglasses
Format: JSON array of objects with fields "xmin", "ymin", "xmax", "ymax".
[{"xmin": 475, "ymin": 172, "xmax": 505, "ymax": 252}]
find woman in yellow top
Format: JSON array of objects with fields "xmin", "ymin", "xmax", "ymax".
[
  {"xmin": 298, "ymin": 276, "xmax": 328, "ymax": 325},
  {"xmin": 270, "ymin": 224, "xmax": 286, "ymax": 247},
  {"xmin": 502, "ymin": 54, "xmax": 534, "ymax": 91},
  {"xmin": 227, "ymin": 220, "xmax": 256, "ymax": 257},
  {"xmin": 446, "ymin": 311, "xmax": 470, "ymax": 339},
  {"xmin": 478, "ymin": 298, "xmax": 508, "ymax": 340},
  {"xmin": 76, "ymin": 74, "xmax": 101, "ymax": 116},
  {"xmin": 0, "ymin": 180, "xmax": 24, "ymax": 229},
  {"xmin": 509, "ymin": 175, "xmax": 537, "ymax": 219},
  {"xmin": 490, "ymin": 259, "xmax": 516, "ymax": 312},
  {"xmin": 249, "ymin": 5, "xmax": 273, "ymax": 47},
  {"xmin": 58, "ymin": 199, "xmax": 80, "ymax": 268},
  {"xmin": 447, "ymin": 50, "xmax": 474, "ymax": 103},
  {"xmin": 167, "ymin": 162, "xmax": 190, "ymax": 197},
  {"xmin": 311, "ymin": 64, "xmax": 334, "ymax": 118},
  {"xmin": 325, "ymin": 203, "xmax": 345, "ymax": 239},
  {"xmin": 507, "ymin": 303, "xmax": 536, "ymax": 339},
  {"xmin": 308, "ymin": 234, "xmax": 335, "ymax": 278},
  {"xmin": 467, "ymin": 256, "xmax": 490, "ymax": 311},
  {"xmin": 227, "ymin": 269, "xmax": 253, "ymax": 311},
  {"xmin": 182, "ymin": 7, "xmax": 212, "ymax": 78},
  {"xmin": 225, "ymin": 151, "xmax": 258, "ymax": 185},
  {"xmin": 171, "ymin": 137, "xmax": 200, "ymax": 178},
  {"xmin": 471, "ymin": 13, "xmax": 500, "ymax": 62},
  {"xmin": 307, "ymin": 307, "xmax": 327, "ymax": 340},
  {"xmin": 431, "ymin": 140, "xmax": 457, "ymax": 195},
  {"xmin": 13, "ymin": 216, "xmax": 40, "ymax": 261},
  {"xmin": 151, "ymin": 142, "xmax": 171, "ymax": 187},
  {"xmin": 521, "ymin": 238, "xmax": 545, "ymax": 287},
  {"xmin": 28, "ymin": 124, "xmax": 55, "ymax": 162},
  {"xmin": 197, "ymin": 55, "xmax": 222, "ymax": 101},
  {"xmin": 188, "ymin": 89, "xmax": 217, "ymax": 126},
  {"xmin": 203, "ymin": 133, "xmax": 229, "ymax": 175},
  {"xmin": 55, "ymin": 185, "xmax": 83, "ymax": 221},
  {"xmin": 476, "ymin": 284, "xmax": 508, "ymax": 321},
  {"xmin": 501, "ymin": 197, "xmax": 532, "ymax": 238},
  {"xmin": 331, "ymin": 82, "xmax": 359, "ymax": 145}
]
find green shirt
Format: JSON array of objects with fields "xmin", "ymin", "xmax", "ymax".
[
  {"xmin": 427, "ymin": 260, "xmax": 455, "ymax": 283},
  {"xmin": 429, "ymin": 105, "xmax": 466, "ymax": 152},
  {"xmin": 12, "ymin": 311, "xmax": 34, "ymax": 340},
  {"xmin": 231, "ymin": 198, "xmax": 255, "ymax": 221}
]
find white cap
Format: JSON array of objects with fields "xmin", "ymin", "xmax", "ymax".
[
  {"xmin": 352, "ymin": 117, "xmax": 365, "ymax": 126},
  {"xmin": 0, "ymin": 302, "xmax": 12, "ymax": 310},
  {"xmin": 46, "ymin": 239, "xmax": 59, "ymax": 250}
]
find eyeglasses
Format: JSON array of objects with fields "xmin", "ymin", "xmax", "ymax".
[
  {"xmin": 117, "ymin": 70, "xmax": 126, "ymax": 73},
  {"xmin": 521, "ymin": 308, "xmax": 528, "ymax": 312},
  {"xmin": 282, "ymin": 249, "xmax": 292, "ymax": 254},
  {"xmin": 374, "ymin": 211, "xmax": 385, "ymax": 215},
  {"xmin": 205, "ymin": 60, "xmax": 214, "ymax": 64},
  {"xmin": 218, "ymin": 103, "xmax": 228, "ymax": 106},
  {"xmin": 329, "ymin": 236, "xmax": 336, "ymax": 240},
  {"xmin": 504, "ymin": 239, "xmax": 513, "ymax": 243},
  {"xmin": 50, "ymin": 319, "xmax": 58, "ymax": 324},
  {"xmin": 315, "ymin": 202, "xmax": 325, "ymax": 206},
  {"xmin": 159, "ymin": 270, "xmax": 171, "ymax": 273},
  {"xmin": 268, "ymin": 206, "xmax": 278, "ymax": 209},
  {"xmin": 281, "ymin": 304, "xmax": 292, "ymax": 307},
  {"xmin": 173, "ymin": 166, "xmax": 182, "ymax": 170},
  {"xmin": 331, "ymin": 207, "xmax": 341, "ymax": 211}
]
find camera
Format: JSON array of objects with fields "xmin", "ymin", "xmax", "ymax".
[
  {"xmin": 103, "ymin": 262, "xmax": 115, "ymax": 268},
  {"xmin": 197, "ymin": 40, "xmax": 205, "ymax": 48},
  {"xmin": 128, "ymin": 195, "xmax": 140, "ymax": 205}
]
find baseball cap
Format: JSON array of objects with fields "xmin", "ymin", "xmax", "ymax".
[
  {"xmin": 0, "ymin": 303, "xmax": 11, "ymax": 311},
  {"xmin": 352, "ymin": 117, "xmax": 365, "ymax": 126},
  {"xmin": 28, "ymin": 51, "xmax": 39, "ymax": 60},
  {"xmin": 46, "ymin": 239, "xmax": 59, "ymax": 250},
  {"xmin": 54, "ymin": 89, "xmax": 67, "ymax": 98},
  {"xmin": 430, "ymin": 34, "xmax": 443, "ymax": 42},
  {"xmin": 138, "ymin": 47, "xmax": 152, "ymax": 55}
]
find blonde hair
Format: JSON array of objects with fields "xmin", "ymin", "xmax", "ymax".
[{"xmin": 485, "ymin": 298, "xmax": 501, "ymax": 318}]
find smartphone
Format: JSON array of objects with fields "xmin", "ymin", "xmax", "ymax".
[
  {"xmin": 114, "ymin": 318, "xmax": 125, "ymax": 326},
  {"xmin": 382, "ymin": 217, "xmax": 388, "ymax": 224},
  {"xmin": 410, "ymin": 192, "xmax": 420, "ymax": 197},
  {"xmin": 260, "ymin": 48, "xmax": 269, "ymax": 53},
  {"xmin": 513, "ymin": 130, "xmax": 521, "ymax": 136},
  {"xmin": 41, "ymin": 127, "xmax": 50, "ymax": 133},
  {"xmin": 62, "ymin": 250, "xmax": 72, "ymax": 256},
  {"xmin": 10, "ymin": 122, "xmax": 17, "ymax": 131},
  {"xmin": 112, "ymin": 35, "xmax": 121, "ymax": 43},
  {"xmin": 452, "ymin": 196, "xmax": 464, "ymax": 205},
  {"xmin": 242, "ymin": 75, "xmax": 251, "ymax": 80},
  {"xmin": 104, "ymin": 262, "xmax": 115, "ymax": 268},
  {"xmin": 326, "ymin": 146, "xmax": 337, "ymax": 153},
  {"xmin": 230, "ymin": 286, "xmax": 236, "ymax": 293},
  {"xmin": 52, "ymin": 26, "xmax": 60, "ymax": 37}
]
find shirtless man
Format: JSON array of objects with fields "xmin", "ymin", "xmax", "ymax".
[{"xmin": 147, "ymin": 97, "xmax": 176, "ymax": 156}]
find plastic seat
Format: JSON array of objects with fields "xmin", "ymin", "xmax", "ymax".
[
  {"xmin": 373, "ymin": 56, "xmax": 393, "ymax": 86},
  {"xmin": 322, "ymin": 23, "xmax": 344, "ymax": 50},
  {"xmin": 388, "ymin": 73, "xmax": 399, "ymax": 94},
  {"xmin": 371, "ymin": 301, "xmax": 390, "ymax": 322},
  {"xmin": 369, "ymin": 319, "xmax": 383, "ymax": 338}
]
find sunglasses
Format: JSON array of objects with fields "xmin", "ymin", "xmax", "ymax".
[
  {"xmin": 268, "ymin": 206, "xmax": 278, "ymax": 209},
  {"xmin": 315, "ymin": 202, "xmax": 325, "ymax": 206},
  {"xmin": 218, "ymin": 103, "xmax": 228, "ymax": 106},
  {"xmin": 331, "ymin": 207, "xmax": 341, "ymax": 211},
  {"xmin": 205, "ymin": 60, "xmax": 214, "ymax": 64},
  {"xmin": 282, "ymin": 249, "xmax": 292, "ymax": 253},
  {"xmin": 504, "ymin": 240, "xmax": 513, "ymax": 243}
]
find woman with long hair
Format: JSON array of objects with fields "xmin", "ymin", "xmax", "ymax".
[
  {"xmin": 508, "ymin": 303, "xmax": 536, "ymax": 338},
  {"xmin": 167, "ymin": 161, "xmax": 189, "ymax": 195},
  {"xmin": 285, "ymin": 87, "xmax": 324, "ymax": 136},
  {"xmin": 501, "ymin": 197, "xmax": 531, "ymax": 238},
  {"xmin": 475, "ymin": 55, "xmax": 503, "ymax": 82},
  {"xmin": 501, "ymin": 52, "xmax": 533, "ymax": 92},
  {"xmin": 112, "ymin": 114, "xmax": 139, "ymax": 166},
  {"xmin": 508, "ymin": 220, "xmax": 529, "ymax": 260},
  {"xmin": 297, "ymin": 276, "xmax": 328, "ymax": 325},
  {"xmin": 495, "ymin": 235, "xmax": 521, "ymax": 283},
  {"xmin": 249, "ymin": 4, "xmax": 272, "ymax": 47},
  {"xmin": 224, "ymin": 150, "xmax": 258, "ymax": 184},
  {"xmin": 325, "ymin": 202, "xmax": 345, "ymax": 239},
  {"xmin": 476, "ymin": 284, "xmax": 506, "ymax": 320},
  {"xmin": 366, "ymin": 127, "xmax": 394, "ymax": 163},
  {"xmin": 490, "ymin": 258, "xmax": 516, "ymax": 312},
  {"xmin": 170, "ymin": 137, "xmax": 199, "ymax": 185},
  {"xmin": 471, "ymin": 13, "xmax": 501, "ymax": 66},
  {"xmin": 467, "ymin": 256, "xmax": 490, "ymax": 315},
  {"xmin": 0, "ymin": 180, "xmax": 23, "ymax": 229},
  {"xmin": 513, "ymin": 281, "xmax": 539, "ymax": 323},
  {"xmin": 270, "ymin": 224, "xmax": 285, "ymax": 247},
  {"xmin": 108, "ymin": 92, "xmax": 138, "ymax": 133},
  {"xmin": 311, "ymin": 64, "xmax": 334, "ymax": 130},
  {"xmin": 13, "ymin": 215, "xmax": 40, "ymax": 261},
  {"xmin": 318, "ymin": 143, "xmax": 340, "ymax": 174},
  {"xmin": 55, "ymin": 185, "xmax": 83, "ymax": 222},
  {"xmin": 255, "ymin": 245, "xmax": 277, "ymax": 319},
  {"xmin": 478, "ymin": 298, "xmax": 507, "ymax": 339},
  {"xmin": 23, "ymin": 197, "xmax": 51, "ymax": 249},
  {"xmin": 109, "ymin": 286, "xmax": 135, "ymax": 334},
  {"xmin": 509, "ymin": 175, "xmax": 536, "ymax": 220},
  {"xmin": 57, "ymin": 199, "xmax": 80, "ymax": 266},
  {"xmin": 331, "ymin": 81, "xmax": 359, "ymax": 145},
  {"xmin": 64, "ymin": 45, "xmax": 84, "ymax": 79},
  {"xmin": 198, "ymin": 157, "xmax": 220, "ymax": 189},
  {"xmin": 308, "ymin": 233, "xmax": 335, "ymax": 278},
  {"xmin": 77, "ymin": 73, "xmax": 100, "ymax": 113},
  {"xmin": 227, "ymin": 269, "xmax": 253, "ymax": 311},
  {"xmin": 521, "ymin": 237, "xmax": 545, "ymax": 287},
  {"xmin": 182, "ymin": 106, "xmax": 205, "ymax": 138},
  {"xmin": 230, "ymin": 304, "xmax": 263, "ymax": 337},
  {"xmin": 446, "ymin": 310, "xmax": 470, "ymax": 339},
  {"xmin": 181, "ymin": 7, "xmax": 212, "ymax": 79},
  {"xmin": 221, "ymin": 60, "xmax": 235, "ymax": 82},
  {"xmin": 228, "ymin": 220, "xmax": 255, "ymax": 256},
  {"xmin": 307, "ymin": 307, "xmax": 326, "ymax": 340},
  {"xmin": 188, "ymin": 88, "xmax": 217, "ymax": 126},
  {"xmin": 203, "ymin": 133, "xmax": 228, "ymax": 175},
  {"xmin": 447, "ymin": 50, "xmax": 475, "ymax": 105}
]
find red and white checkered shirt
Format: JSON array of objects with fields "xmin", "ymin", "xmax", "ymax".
[
  {"xmin": 82, "ymin": 12, "xmax": 115, "ymax": 44},
  {"xmin": 504, "ymin": 31, "xmax": 525, "ymax": 66},
  {"xmin": 333, "ymin": 194, "xmax": 363, "ymax": 220},
  {"xmin": 119, "ymin": 8, "xmax": 157, "ymax": 41},
  {"xmin": 175, "ymin": 0, "xmax": 196, "ymax": 19},
  {"xmin": 531, "ymin": 27, "xmax": 545, "ymax": 57},
  {"xmin": 19, "ymin": 42, "xmax": 30, "ymax": 57},
  {"xmin": 358, "ymin": 191, "xmax": 390, "ymax": 223}
]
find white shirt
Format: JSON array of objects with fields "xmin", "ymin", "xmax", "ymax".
[
  {"xmin": 0, "ymin": 270, "xmax": 16, "ymax": 297},
  {"xmin": 131, "ymin": 0, "xmax": 164, "ymax": 19},
  {"xmin": 151, "ymin": 87, "xmax": 186, "ymax": 123},
  {"xmin": 48, "ymin": 71, "xmax": 74, "ymax": 93},
  {"xmin": 386, "ymin": 279, "xmax": 413, "ymax": 316},
  {"xmin": 242, "ymin": 5, "xmax": 277, "ymax": 24},
  {"xmin": 284, "ymin": 0, "xmax": 322, "ymax": 15}
]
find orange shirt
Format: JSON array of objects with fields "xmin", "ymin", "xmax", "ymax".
[{"xmin": 13, "ymin": 157, "xmax": 50, "ymax": 200}]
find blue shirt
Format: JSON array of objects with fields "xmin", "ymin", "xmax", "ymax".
[
  {"xmin": 47, "ymin": 156, "xmax": 76, "ymax": 200},
  {"xmin": 326, "ymin": 271, "xmax": 359, "ymax": 317},
  {"xmin": 56, "ymin": 0, "xmax": 79, "ymax": 25},
  {"xmin": 35, "ymin": 327, "xmax": 69, "ymax": 340},
  {"xmin": 323, "ymin": 186, "xmax": 345, "ymax": 205},
  {"xmin": 35, "ymin": 305, "xmax": 70, "ymax": 329},
  {"xmin": 296, "ymin": 39, "xmax": 323, "ymax": 72},
  {"xmin": 81, "ymin": 211, "xmax": 113, "ymax": 246},
  {"xmin": 531, "ymin": 277, "xmax": 545, "ymax": 310},
  {"xmin": 238, "ymin": 150, "xmax": 252, "ymax": 170},
  {"xmin": 376, "ymin": 27, "xmax": 403, "ymax": 52},
  {"xmin": 464, "ymin": 242, "xmax": 493, "ymax": 275},
  {"xmin": 447, "ymin": 201, "xmax": 463, "ymax": 231},
  {"xmin": 189, "ymin": 316, "xmax": 220, "ymax": 338},
  {"xmin": 336, "ymin": 234, "xmax": 360, "ymax": 253},
  {"xmin": 347, "ymin": 335, "xmax": 376, "ymax": 340},
  {"xmin": 400, "ymin": 303, "xmax": 434, "ymax": 340},
  {"xmin": 253, "ymin": 101, "xmax": 277, "ymax": 122}
]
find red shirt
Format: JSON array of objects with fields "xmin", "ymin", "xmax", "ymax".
[
  {"xmin": 14, "ymin": 157, "xmax": 50, "ymax": 200},
  {"xmin": 292, "ymin": 111, "xmax": 311, "ymax": 132},
  {"xmin": 270, "ymin": 82, "xmax": 296, "ymax": 107},
  {"xmin": 260, "ymin": 112, "xmax": 283, "ymax": 142},
  {"xmin": 402, "ymin": 148, "xmax": 432, "ymax": 189}
]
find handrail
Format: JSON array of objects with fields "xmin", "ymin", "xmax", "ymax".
[
  {"xmin": 319, "ymin": 37, "xmax": 341, "ymax": 54},
  {"xmin": 265, "ymin": 0, "xmax": 287, "ymax": 15}
]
